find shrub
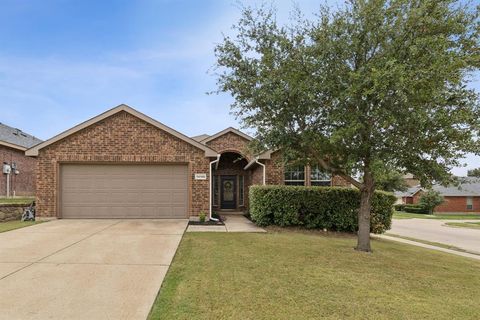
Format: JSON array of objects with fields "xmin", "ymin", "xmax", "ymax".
[
  {"xmin": 419, "ymin": 190, "xmax": 444, "ymax": 214},
  {"xmin": 403, "ymin": 204, "xmax": 429, "ymax": 214},
  {"xmin": 394, "ymin": 204, "xmax": 405, "ymax": 211},
  {"xmin": 199, "ymin": 212, "xmax": 206, "ymax": 223},
  {"xmin": 249, "ymin": 186, "xmax": 396, "ymax": 234}
]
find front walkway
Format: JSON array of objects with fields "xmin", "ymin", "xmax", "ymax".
[
  {"xmin": 187, "ymin": 215, "xmax": 266, "ymax": 233},
  {"xmin": 0, "ymin": 219, "xmax": 187, "ymax": 320}
]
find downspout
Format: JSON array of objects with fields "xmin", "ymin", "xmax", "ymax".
[
  {"xmin": 255, "ymin": 157, "xmax": 266, "ymax": 185},
  {"xmin": 209, "ymin": 154, "xmax": 221, "ymax": 221}
]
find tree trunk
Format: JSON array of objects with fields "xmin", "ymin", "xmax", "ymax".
[{"xmin": 356, "ymin": 169, "xmax": 375, "ymax": 252}]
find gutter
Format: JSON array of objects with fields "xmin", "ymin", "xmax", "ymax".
[{"xmin": 209, "ymin": 154, "xmax": 221, "ymax": 221}]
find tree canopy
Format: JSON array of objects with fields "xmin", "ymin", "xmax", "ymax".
[
  {"xmin": 467, "ymin": 167, "xmax": 480, "ymax": 177},
  {"xmin": 214, "ymin": 0, "xmax": 480, "ymax": 251}
]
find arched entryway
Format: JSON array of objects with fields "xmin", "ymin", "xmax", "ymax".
[{"xmin": 212, "ymin": 151, "xmax": 250, "ymax": 212}]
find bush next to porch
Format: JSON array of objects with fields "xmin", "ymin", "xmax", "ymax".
[{"xmin": 249, "ymin": 186, "xmax": 396, "ymax": 234}]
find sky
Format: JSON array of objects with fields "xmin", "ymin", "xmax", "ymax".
[{"xmin": 0, "ymin": 0, "xmax": 478, "ymax": 176}]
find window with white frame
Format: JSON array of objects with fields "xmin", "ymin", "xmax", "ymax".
[
  {"xmin": 284, "ymin": 165, "xmax": 305, "ymax": 186},
  {"xmin": 467, "ymin": 196, "xmax": 473, "ymax": 210},
  {"xmin": 238, "ymin": 175, "xmax": 245, "ymax": 206},
  {"xmin": 310, "ymin": 165, "xmax": 331, "ymax": 186}
]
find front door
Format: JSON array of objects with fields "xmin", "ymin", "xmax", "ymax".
[{"xmin": 220, "ymin": 175, "xmax": 236, "ymax": 209}]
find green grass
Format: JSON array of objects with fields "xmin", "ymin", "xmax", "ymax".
[
  {"xmin": 149, "ymin": 230, "xmax": 480, "ymax": 320},
  {"xmin": 0, "ymin": 197, "xmax": 35, "ymax": 205},
  {"xmin": 445, "ymin": 221, "xmax": 480, "ymax": 230},
  {"xmin": 393, "ymin": 211, "xmax": 480, "ymax": 220},
  {"xmin": 0, "ymin": 220, "xmax": 41, "ymax": 233}
]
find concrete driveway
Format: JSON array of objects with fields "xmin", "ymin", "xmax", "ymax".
[
  {"xmin": 389, "ymin": 218, "xmax": 480, "ymax": 255},
  {"xmin": 0, "ymin": 219, "xmax": 187, "ymax": 320}
]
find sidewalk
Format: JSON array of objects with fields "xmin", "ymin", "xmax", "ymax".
[
  {"xmin": 187, "ymin": 215, "xmax": 266, "ymax": 233},
  {"xmin": 374, "ymin": 234, "xmax": 480, "ymax": 261}
]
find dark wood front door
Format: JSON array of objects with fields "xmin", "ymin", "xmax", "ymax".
[{"xmin": 220, "ymin": 175, "xmax": 236, "ymax": 209}]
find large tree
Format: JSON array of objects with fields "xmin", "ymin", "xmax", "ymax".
[{"xmin": 214, "ymin": 0, "xmax": 480, "ymax": 251}]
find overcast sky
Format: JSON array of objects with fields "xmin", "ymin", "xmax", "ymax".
[{"xmin": 0, "ymin": 0, "xmax": 478, "ymax": 176}]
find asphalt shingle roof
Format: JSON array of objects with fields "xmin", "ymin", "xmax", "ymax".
[
  {"xmin": 432, "ymin": 177, "xmax": 480, "ymax": 196},
  {"xmin": 0, "ymin": 123, "xmax": 42, "ymax": 149},
  {"xmin": 395, "ymin": 177, "xmax": 480, "ymax": 197}
]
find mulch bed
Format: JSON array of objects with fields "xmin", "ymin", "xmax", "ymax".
[{"xmin": 188, "ymin": 220, "xmax": 225, "ymax": 226}]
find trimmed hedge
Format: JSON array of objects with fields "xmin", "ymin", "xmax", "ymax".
[
  {"xmin": 403, "ymin": 204, "xmax": 429, "ymax": 214},
  {"xmin": 249, "ymin": 186, "xmax": 396, "ymax": 234}
]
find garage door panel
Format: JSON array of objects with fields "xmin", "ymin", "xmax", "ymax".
[{"xmin": 61, "ymin": 164, "xmax": 188, "ymax": 219}]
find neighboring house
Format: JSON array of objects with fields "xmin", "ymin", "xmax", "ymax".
[
  {"xmin": 0, "ymin": 123, "xmax": 42, "ymax": 197},
  {"xmin": 396, "ymin": 177, "xmax": 480, "ymax": 213},
  {"xmin": 395, "ymin": 187, "xmax": 423, "ymax": 205},
  {"xmin": 26, "ymin": 104, "xmax": 349, "ymax": 219},
  {"xmin": 402, "ymin": 173, "xmax": 420, "ymax": 187}
]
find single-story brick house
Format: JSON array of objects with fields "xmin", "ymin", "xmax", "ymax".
[
  {"xmin": 26, "ymin": 104, "xmax": 349, "ymax": 219},
  {"xmin": 396, "ymin": 177, "xmax": 480, "ymax": 213},
  {"xmin": 0, "ymin": 123, "xmax": 42, "ymax": 197}
]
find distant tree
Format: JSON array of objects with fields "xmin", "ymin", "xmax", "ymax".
[
  {"xmin": 214, "ymin": 0, "xmax": 480, "ymax": 252},
  {"xmin": 419, "ymin": 190, "xmax": 444, "ymax": 214},
  {"xmin": 467, "ymin": 168, "xmax": 480, "ymax": 177},
  {"xmin": 372, "ymin": 162, "xmax": 408, "ymax": 192}
]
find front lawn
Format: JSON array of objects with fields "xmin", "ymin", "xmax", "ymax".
[
  {"xmin": 393, "ymin": 211, "xmax": 480, "ymax": 220},
  {"xmin": 445, "ymin": 221, "xmax": 480, "ymax": 230},
  {"xmin": 0, "ymin": 220, "xmax": 40, "ymax": 233},
  {"xmin": 0, "ymin": 197, "xmax": 35, "ymax": 205},
  {"xmin": 149, "ymin": 231, "xmax": 480, "ymax": 320}
]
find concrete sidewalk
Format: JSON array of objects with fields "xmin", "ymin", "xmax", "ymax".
[
  {"xmin": 375, "ymin": 234, "xmax": 480, "ymax": 261},
  {"xmin": 187, "ymin": 215, "xmax": 266, "ymax": 233},
  {"xmin": 389, "ymin": 218, "xmax": 480, "ymax": 255}
]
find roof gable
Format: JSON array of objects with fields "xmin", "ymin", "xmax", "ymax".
[
  {"xmin": 200, "ymin": 127, "xmax": 253, "ymax": 144},
  {"xmin": 25, "ymin": 104, "xmax": 217, "ymax": 157}
]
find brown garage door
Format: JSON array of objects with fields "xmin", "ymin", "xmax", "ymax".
[{"xmin": 60, "ymin": 164, "xmax": 188, "ymax": 218}]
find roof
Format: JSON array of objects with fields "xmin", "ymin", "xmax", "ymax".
[
  {"xmin": 394, "ymin": 187, "xmax": 423, "ymax": 198},
  {"xmin": 25, "ymin": 104, "xmax": 217, "ymax": 157},
  {"xmin": 191, "ymin": 134, "xmax": 210, "ymax": 142},
  {"xmin": 0, "ymin": 123, "xmax": 42, "ymax": 151},
  {"xmin": 432, "ymin": 177, "xmax": 480, "ymax": 196},
  {"xmin": 394, "ymin": 177, "xmax": 480, "ymax": 197},
  {"xmin": 200, "ymin": 127, "xmax": 254, "ymax": 144}
]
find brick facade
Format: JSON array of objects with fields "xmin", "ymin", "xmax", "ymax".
[
  {"xmin": 205, "ymin": 132, "xmax": 252, "ymax": 159},
  {"xmin": 434, "ymin": 196, "xmax": 480, "ymax": 213},
  {"xmin": 33, "ymin": 106, "xmax": 354, "ymax": 218},
  {"xmin": 407, "ymin": 191, "xmax": 480, "ymax": 213},
  {"xmin": 35, "ymin": 111, "xmax": 210, "ymax": 217},
  {"xmin": 0, "ymin": 145, "xmax": 36, "ymax": 196}
]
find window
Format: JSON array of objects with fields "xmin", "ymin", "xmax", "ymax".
[
  {"xmin": 284, "ymin": 165, "xmax": 305, "ymax": 186},
  {"xmin": 213, "ymin": 176, "xmax": 219, "ymax": 206},
  {"xmin": 310, "ymin": 165, "xmax": 331, "ymax": 186},
  {"xmin": 467, "ymin": 196, "xmax": 473, "ymax": 210},
  {"xmin": 239, "ymin": 175, "xmax": 245, "ymax": 206}
]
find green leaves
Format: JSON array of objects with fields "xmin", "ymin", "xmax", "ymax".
[
  {"xmin": 214, "ymin": 0, "xmax": 480, "ymax": 186},
  {"xmin": 249, "ymin": 185, "xmax": 396, "ymax": 233}
]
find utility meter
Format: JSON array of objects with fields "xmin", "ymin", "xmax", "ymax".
[{"xmin": 3, "ymin": 164, "xmax": 11, "ymax": 174}]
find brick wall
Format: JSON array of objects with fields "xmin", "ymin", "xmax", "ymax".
[
  {"xmin": 206, "ymin": 132, "xmax": 251, "ymax": 158},
  {"xmin": 0, "ymin": 145, "xmax": 37, "ymax": 196},
  {"xmin": 36, "ymin": 111, "xmax": 210, "ymax": 217},
  {"xmin": 434, "ymin": 196, "xmax": 480, "ymax": 213}
]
